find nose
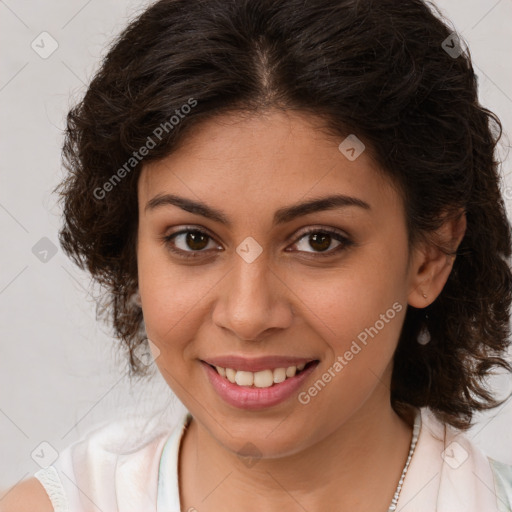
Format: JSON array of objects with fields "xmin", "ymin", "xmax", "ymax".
[{"xmin": 211, "ymin": 253, "xmax": 293, "ymax": 342}]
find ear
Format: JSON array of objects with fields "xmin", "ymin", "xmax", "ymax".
[{"xmin": 408, "ymin": 209, "xmax": 467, "ymax": 308}]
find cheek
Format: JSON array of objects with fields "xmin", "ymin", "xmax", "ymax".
[
  {"xmin": 295, "ymin": 279, "xmax": 404, "ymax": 361},
  {"xmin": 137, "ymin": 237, "xmax": 220, "ymax": 357},
  {"xmin": 290, "ymin": 263, "xmax": 407, "ymax": 426},
  {"xmin": 288, "ymin": 242, "xmax": 408, "ymax": 364}
]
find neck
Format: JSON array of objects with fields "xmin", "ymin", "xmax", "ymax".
[{"xmin": 179, "ymin": 383, "xmax": 415, "ymax": 512}]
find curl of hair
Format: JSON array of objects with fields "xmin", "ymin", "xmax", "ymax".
[{"xmin": 55, "ymin": 0, "xmax": 512, "ymax": 430}]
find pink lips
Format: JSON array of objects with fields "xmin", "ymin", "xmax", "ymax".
[{"xmin": 201, "ymin": 359, "xmax": 319, "ymax": 410}]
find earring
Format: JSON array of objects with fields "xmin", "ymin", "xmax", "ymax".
[
  {"xmin": 422, "ymin": 290, "xmax": 427, "ymax": 299},
  {"xmin": 131, "ymin": 288, "xmax": 142, "ymax": 308},
  {"xmin": 417, "ymin": 313, "xmax": 431, "ymax": 345}
]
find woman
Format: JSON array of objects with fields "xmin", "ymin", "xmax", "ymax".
[{"xmin": 4, "ymin": 0, "xmax": 512, "ymax": 511}]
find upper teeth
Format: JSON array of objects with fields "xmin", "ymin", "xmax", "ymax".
[{"xmin": 215, "ymin": 363, "xmax": 307, "ymax": 388}]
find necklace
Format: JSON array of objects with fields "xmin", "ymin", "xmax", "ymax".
[
  {"xmin": 388, "ymin": 409, "xmax": 422, "ymax": 511},
  {"xmin": 176, "ymin": 410, "xmax": 421, "ymax": 512}
]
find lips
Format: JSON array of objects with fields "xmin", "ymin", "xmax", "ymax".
[{"xmin": 202, "ymin": 359, "xmax": 320, "ymax": 410}]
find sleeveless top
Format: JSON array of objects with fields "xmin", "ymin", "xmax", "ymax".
[{"xmin": 33, "ymin": 407, "xmax": 512, "ymax": 512}]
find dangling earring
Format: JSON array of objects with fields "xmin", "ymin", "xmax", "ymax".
[
  {"xmin": 417, "ymin": 290, "xmax": 430, "ymax": 345},
  {"xmin": 417, "ymin": 314, "xmax": 431, "ymax": 345},
  {"xmin": 131, "ymin": 288, "xmax": 142, "ymax": 308}
]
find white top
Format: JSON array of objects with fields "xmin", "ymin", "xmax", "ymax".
[
  {"xmin": 34, "ymin": 407, "xmax": 512, "ymax": 512},
  {"xmin": 35, "ymin": 411, "xmax": 192, "ymax": 512}
]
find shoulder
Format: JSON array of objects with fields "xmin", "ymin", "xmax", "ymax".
[
  {"xmin": 0, "ymin": 477, "xmax": 53, "ymax": 512},
  {"xmin": 421, "ymin": 409, "xmax": 512, "ymax": 512},
  {"xmin": 14, "ymin": 411, "xmax": 188, "ymax": 512}
]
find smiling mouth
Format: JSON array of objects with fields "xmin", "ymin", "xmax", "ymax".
[{"xmin": 204, "ymin": 360, "xmax": 319, "ymax": 389}]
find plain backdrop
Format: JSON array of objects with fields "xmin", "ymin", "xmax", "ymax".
[{"xmin": 1, "ymin": 0, "xmax": 512, "ymax": 490}]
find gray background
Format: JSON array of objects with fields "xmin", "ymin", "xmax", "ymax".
[{"xmin": 1, "ymin": 0, "xmax": 511, "ymax": 490}]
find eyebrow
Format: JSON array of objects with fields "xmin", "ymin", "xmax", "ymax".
[{"xmin": 144, "ymin": 193, "xmax": 371, "ymax": 227}]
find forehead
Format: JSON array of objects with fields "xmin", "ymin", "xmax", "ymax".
[{"xmin": 137, "ymin": 110, "xmax": 401, "ymax": 221}]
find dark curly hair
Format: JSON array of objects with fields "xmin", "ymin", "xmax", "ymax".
[{"xmin": 55, "ymin": 0, "xmax": 512, "ymax": 430}]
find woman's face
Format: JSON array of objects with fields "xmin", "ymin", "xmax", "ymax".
[{"xmin": 136, "ymin": 109, "xmax": 421, "ymax": 456}]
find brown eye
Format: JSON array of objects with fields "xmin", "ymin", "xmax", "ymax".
[
  {"xmin": 307, "ymin": 232, "xmax": 332, "ymax": 252},
  {"xmin": 184, "ymin": 231, "xmax": 209, "ymax": 251},
  {"xmin": 290, "ymin": 228, "xmax": 353, "ymax": 257},
  {"xmin": 161, "ymin": 226, "xmax": 353, "ymax": 261},
  {"xmin": 162, "ymin": 228, "xmax": 220, "ymax": 258}
]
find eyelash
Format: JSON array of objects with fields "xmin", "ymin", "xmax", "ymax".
[{"xmin": 159, "ymin": 226, "xmax": 354, "ymax": 260}]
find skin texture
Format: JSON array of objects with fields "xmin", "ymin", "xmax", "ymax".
[
  {"xmin": 136, "ymin": 109, "xmax": 466, "ymax": 512},
  {"xmin": 0, "ymin": 478, "xmax": 53, "ymax": 512}
]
